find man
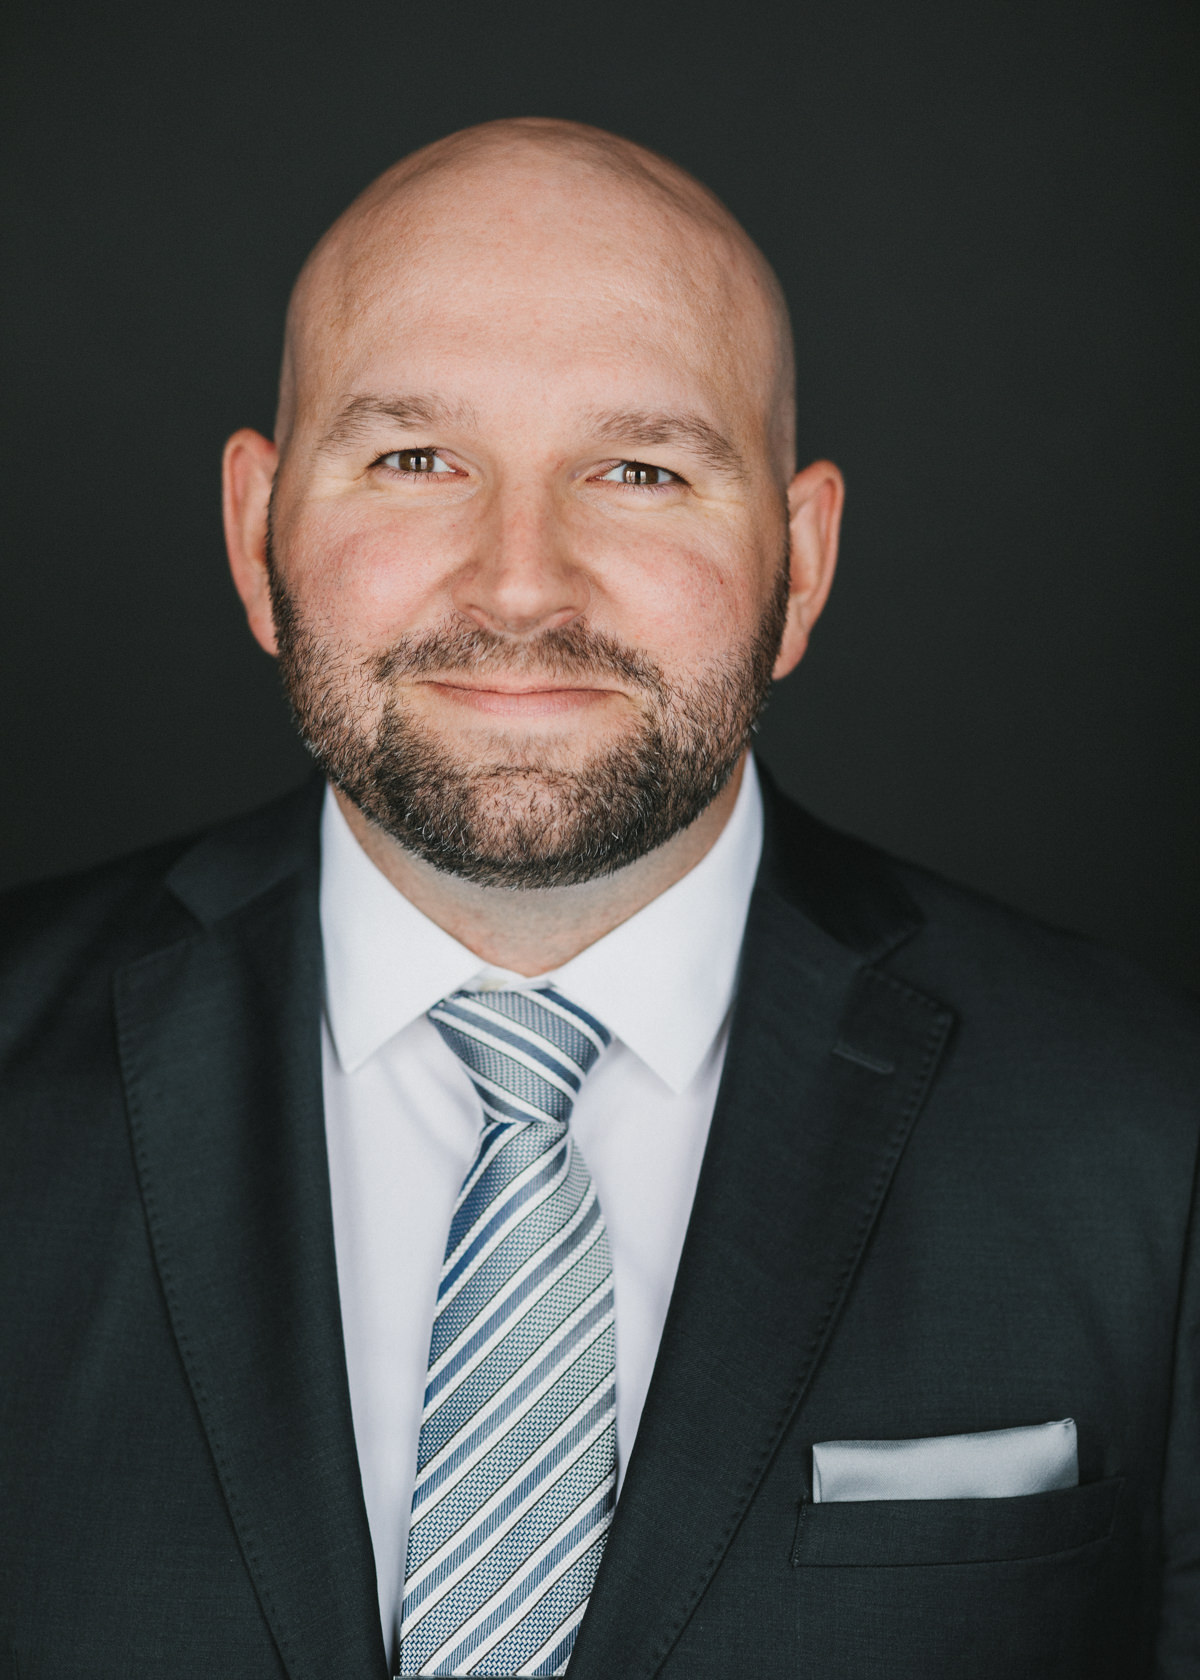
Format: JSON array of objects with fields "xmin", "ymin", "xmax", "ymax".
[{"xmin": 1, "ymin": 117, "xmax": 1197, "ymax": 1680}]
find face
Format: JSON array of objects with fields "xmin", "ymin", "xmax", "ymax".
[{"xmin": 226, "ymin": 158, "xmax": 840, "ymax": 887}]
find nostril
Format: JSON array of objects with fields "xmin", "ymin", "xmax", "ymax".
[{"xmin": 465, "ymin": 602, "xmax": 585, "ymax": 639}]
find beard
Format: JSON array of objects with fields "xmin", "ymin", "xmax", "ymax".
[{"xmin": 267, "ymin": 534, "xmax": 789, "ymax": 889}]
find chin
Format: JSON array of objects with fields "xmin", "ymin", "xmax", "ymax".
[{"xmin": 423, "ymin": 709, "xmax": 634, "ymax": 761}]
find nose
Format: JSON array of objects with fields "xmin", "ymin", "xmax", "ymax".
[{"xmin": 450, "ymin": 483, "xmax": 590, "ymax": 638}]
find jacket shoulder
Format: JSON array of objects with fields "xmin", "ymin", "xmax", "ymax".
[
  {"xmin": 1, "ymin": 836, "xmax": 194, "ymax": 973},
  {"xmin": 874, "ymin": 846, "xmax": 1200, "ymax": 1141},
  {"xmin": 762, "ymin": 778, "xmax": 1200, "ymax": 1075},
  {"xmin": 0, "ymin": 778, "xmax": 321, "ymax": 1060},
  {"xmin": 891, "ymin": 848, "xmax": 1199, "ymax": 1042}
]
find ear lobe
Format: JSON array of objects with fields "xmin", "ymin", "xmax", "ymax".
[
  {"xmin": 773, "ymin": 459, "xmax": 845, "ymax": 680},
  {"xmin": 222, "ymin": 428, "xmax": 280, "ymax": 656}
]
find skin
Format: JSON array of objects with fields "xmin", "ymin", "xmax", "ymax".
[{"xmin": 224, "ymin": 119, "xmax": 844, "ymax": 974}]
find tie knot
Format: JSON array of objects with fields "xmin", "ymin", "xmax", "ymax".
[{"xmin": 428, "ymin": 984, "xmax": 611, "ymax": 1128}]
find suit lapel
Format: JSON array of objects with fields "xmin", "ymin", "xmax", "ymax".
[
  {"xmin": 114, "ymin": 793, "xmax": 387, "ymax": 1680},
  {"xmin": 567, "ymin": 789, "xmax": 955, "ymax": 1680},
  {"xmin": 109, "ymin": 774, "xmax": 950, "ymax": 1680}
]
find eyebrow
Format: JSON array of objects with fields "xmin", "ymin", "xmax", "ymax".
[
  {"xmin": 317, "ymin": 394, "xmax": 478, "ymax": 452},
  {"xmin": 316, "ymin": 393, "xmax": 747, "ymax": 479},
  {"xmin": 585, "ymin": 409, "xmax": 747, "ymax": 479}
]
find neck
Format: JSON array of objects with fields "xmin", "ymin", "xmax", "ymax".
[{"xmin": 333, "ymin": 755, "xmax": 747, "ymax": 976}]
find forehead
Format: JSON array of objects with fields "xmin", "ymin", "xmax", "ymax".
[{"xmin": 293, "ymin": 161, "xmax": 776, "ymax": 438}]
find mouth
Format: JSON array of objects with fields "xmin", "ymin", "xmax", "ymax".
[{"xmin": 419, "ymin": 677, "xmax": 625, "ymax": 719}]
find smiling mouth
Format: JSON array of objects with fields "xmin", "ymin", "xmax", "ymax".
[{"xmin": 421, "ymin": 678, "xmax": 623, "ymax": 718}]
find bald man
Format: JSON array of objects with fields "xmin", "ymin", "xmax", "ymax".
[{"xmin": 1, "ymin": 120, "xmax": 1198, "ymax": 1680}]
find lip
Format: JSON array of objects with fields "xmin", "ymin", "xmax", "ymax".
[{"xmin": 420, "ymin": 678, "xmax": 621, "ymax": 718}]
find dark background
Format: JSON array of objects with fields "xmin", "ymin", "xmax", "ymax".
[{"xmin": 2, "ymin": 0, "xmax": 1197, "ymax": 989}]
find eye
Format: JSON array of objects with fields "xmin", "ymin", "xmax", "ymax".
[
  {"xmin": 377, "ymin": 449, "xmax": 456, "ymax": 475},
  {"xmin": 599, "ymin": 461, "xmax": 680, "ymax": 488}
]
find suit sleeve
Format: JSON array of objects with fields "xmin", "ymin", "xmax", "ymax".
[{"xmin": 1155, "ymin": 1139, "xmax": 1200, "ymax": 1677}]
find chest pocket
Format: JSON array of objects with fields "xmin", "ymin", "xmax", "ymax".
[{"xmin": 792, "ymin": 1475, "xmax": 1121, "ymax": 1567}]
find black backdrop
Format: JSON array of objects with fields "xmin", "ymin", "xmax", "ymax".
[{"xmin": 3, "ymin": 0, "xmax": 1197, "ymax": 990}]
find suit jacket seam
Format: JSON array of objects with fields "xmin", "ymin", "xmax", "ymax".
[
  {"xmin": 1155, "ymin": 1105, "xmax": 1200, "ymax": 1614},
  {"xmin": 115, "ymin": 959, "xmax": 299, "ymax": 1676},
  {"xmin": 644, "ymin": 983, "xmax": 952, "ymax": 1674}
]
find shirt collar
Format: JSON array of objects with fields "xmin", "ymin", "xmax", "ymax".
[{"xmin": 320, "ymin": 757, "xmax": 764, "ymax": 1094}]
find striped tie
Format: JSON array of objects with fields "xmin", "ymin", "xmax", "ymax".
[{"xmin": 397, "ymin": 985, "xmax": 617, "ymax": 1678}]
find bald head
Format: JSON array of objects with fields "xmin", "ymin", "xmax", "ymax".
[
  {"xmin": 223, "ymin": 116, "xmax": 843, "ymax": 915},
  {"xmin": 277, "ymin": 117, "xmax": 795, "ymax": 475}
]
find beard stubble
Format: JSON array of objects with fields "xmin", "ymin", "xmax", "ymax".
[{"xmin": 267, "ymin": 531, "xmax": 790, "ymax": 889}]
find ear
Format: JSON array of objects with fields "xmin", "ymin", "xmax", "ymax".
[
  {"xmin": 222, "ymin": 428, "xmax": 280, "ymax": 656},
  {"xmin": 773, "ymin": 459, "xmax": 845, "ymax": 680}
]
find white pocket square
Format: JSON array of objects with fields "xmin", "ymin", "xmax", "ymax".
[{"xmin": 811, "ymin": 1418, "xmax": 1078, "ymax": 1502}]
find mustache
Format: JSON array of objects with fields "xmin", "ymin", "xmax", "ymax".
[{"xmin": 369, "ymin": 619, "xmax": 668, "ymax": 698}]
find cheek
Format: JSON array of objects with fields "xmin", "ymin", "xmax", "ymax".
[
  {"xmin": 284, "ymin": 503, "xmax": 467, "ymax": 639},
  {"xmin": 591, "ymin": 535, "xmax": 768, "ymax": 672}
]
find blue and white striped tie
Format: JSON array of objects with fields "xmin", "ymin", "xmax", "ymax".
[{"xmin": 397, "ymin": 985, "xmax": 617, "ymax": 1678}]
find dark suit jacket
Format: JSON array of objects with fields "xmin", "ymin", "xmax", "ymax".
[{"xmin": 2, "ymin": 774, "xmax": 1199, "ymax": 1679}]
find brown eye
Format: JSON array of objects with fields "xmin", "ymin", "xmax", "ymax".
[
  {"xmin": 378, "ymin": 449, "xmax": 452, "ymax": 475},
  {"xmin": 602, "ymin": 460, "xmax": 677, "ymax": 487}
]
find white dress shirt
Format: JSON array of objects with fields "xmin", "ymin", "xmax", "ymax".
[{"xmin": 320, "ymin": 758, "xmax": 764, "ymax": 1651}]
